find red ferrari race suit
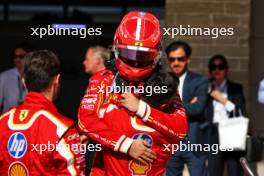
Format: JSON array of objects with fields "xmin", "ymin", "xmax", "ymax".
[
  {"xmin": 0, "ymin": 92, "xmax": 85, "ymax": 176},
  {"xmin": 78, "ymin": 67, "xmax": 188, "ymax": 175},
  {"xmin": 78, "ymin": 68, "xmax": 133, "ymax": 152},
  {"xmin": 78, "ymin": 68, "xmax": 117, "ymax": 175},
  {"xmin": 79, "ymin": 74, "xmax": 187, "ymax": 175},
  {"xmin": 95, "ymin": 92, "xmax": 187, "ymax": 176}
]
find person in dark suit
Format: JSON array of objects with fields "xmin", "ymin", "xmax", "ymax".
[
  {"xmin": 165, "ymin": 41, "xmax": 209, "ymax": 176},
  {"xmin": 206, "ymin": 54, "xmax": 245, "ymax": 176}
]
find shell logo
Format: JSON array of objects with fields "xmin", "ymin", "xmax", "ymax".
[
  {"xmin": 129, "ymin": 159, "xmax": 151, "ymax": 176},
  {"xmin": 8, "ymin": 161, "xmax": 28, "ymax": 176},
  {"xmin": 135, "ymin": 42, "xmax": 143, "ymax": 46}
]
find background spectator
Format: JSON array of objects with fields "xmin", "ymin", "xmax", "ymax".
[
  {"xmin": 80, "ymin": 46, "xmax": 112, "ymax": 175},
  {"xmin": 207, "ymin": 54, "xmax": 246, "ymax": 176},
  {"xmin": 0, "ymin": 43, "xmax": 32, "ymax": 114},
  {"xmin": 166, "ymin": 41, "xmax": 208, "ymax": 176}
]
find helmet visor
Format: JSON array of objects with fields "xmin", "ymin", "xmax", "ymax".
[{"xmin": 116, "ymin": 45, "xmax": 160, "ymax": 68}]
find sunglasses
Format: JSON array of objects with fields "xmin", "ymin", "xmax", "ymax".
[
  {"xmin": 168, "ymin": 56, "xmax": 187, "ymax": 62},
  {"xmin": 14, "ymin": 54, "xmax": 25, "ymax": 59},
  {"xmin": 209, "ymin": 63, "xmax": 226, "ymax": 71}
]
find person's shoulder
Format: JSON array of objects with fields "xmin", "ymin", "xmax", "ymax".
[
  {"xmin": 95, "ymin": 68, "xmax": 114, "ymax": 84},
  {"xmin": 188, "ymin": 71, "xmax": 202, "ymax": 78},
  {"xmin": 188, "ymin": 71, "xmax": 207, "ymax": 82},
  {"xmin": 100, "ymin": 68, "xmax": 114, "ymax": 77},
  {"xmin": 56, "ymin": 113, "xmax": 75, "ymax": 128},
  {"xmin": 0, "ymin": 105, "xmax": 74, "ymax": 138},
  {"xmin": 260, "ymin": 79, "xmax": 264, "ymax": 87},
  {"xmin": 0, "ymin": 68, "xmax": 17, "ymax": 78},
  {"xmin": 0, "ymin": 108, "xmax": 14, "ymax": 122},
  {"xmin": 227, "ymin": 80, "xmax": 243, "ymax": 90},
  {"xmin": 92, "ymin": 68, "xmax": 113, "ymax": 78},
  {"xmin": 41, "ymin": 110, "xmax": 74, "ymax": 128},
  {"xmin": 36, "ymin": 109, "xmax": 75, "ymax": 137}
]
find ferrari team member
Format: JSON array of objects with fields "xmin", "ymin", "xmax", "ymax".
[
  {"xmin": 78, "ymin": 45, "xmax": 157, "ymax": 166},
  {"xmin": 94, "ymin": 72, "xmax": 187, "ymax": 176},
  {"xmin": 78, "ymin": 11, "xmax": 188, "ymax": 175},
  {"xmin": 0, "ymin": 50, "xmax": 85, "ymax": 175},
  {"xmin": 79, "ymin": 46, "xmax": 116, "ymax": 175}
]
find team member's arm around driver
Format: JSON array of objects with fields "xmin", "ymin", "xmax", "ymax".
[{"xmin": 78, "ymin": 46, "xmax": 156, "ymax": 163}]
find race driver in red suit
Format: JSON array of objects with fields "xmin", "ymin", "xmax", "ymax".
[
  {"xmin": 78, "ymin": 11, "xmax": 188, "ymax": 175},
  {"xmin": 94, "ymin": 71, "xmax": 187, "ymax": 176},
  {"xmin": 0, "ymin": 50, "xmax": 85, "ymax": 175},
  {"xmin": 78, "ymin": 39, "xmax": 157, "ymax": 166}
]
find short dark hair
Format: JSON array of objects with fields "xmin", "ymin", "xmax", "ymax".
[
  {"xmin": 142, "ymin": 72, "xmax": 179, "ymax": 108},
  {"xmin": 208, "ymin": 54, "xmax": 228, "ymax": 71},
  {"xmin": 165, "ymin": 41, "xmax": 192, "ymax": 58},
  {"xmin": 23, "ymin": 50, "xmax": 60, "ymax": 92}
]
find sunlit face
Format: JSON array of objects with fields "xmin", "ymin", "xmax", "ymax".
[
  {"xmin": 210, "ymin": 59, "xmax": 227, "ymax": 81},
  {"xmin": 168, "ymin": 48, "xmax": 190, "ymax": 77},
  {"xmin": 83, "ymin": 49, "xmax": 97, "ymax": 74},
  {"xmin": 14, "ymin": 48, "xmax": 27, "ymax": 71}
]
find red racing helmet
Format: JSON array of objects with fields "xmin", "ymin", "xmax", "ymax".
[{"xmin": 113, "ymin": 11, "xmax": 162, "ymax": 82}]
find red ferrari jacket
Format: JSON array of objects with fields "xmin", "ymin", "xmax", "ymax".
[
  {"xmin": 78, "ymin": 68, "xmax": 187, "ymax": 175},
  {"xmin": 0, "ymin": 92, "xmax": 85, "ymax": 176},
  {"xmin": 78, "ymin": 68, "xmax": 133, "ymax": 152},
  {"xmin": 92, "ymin": 91, "xmax": 187, "ymax": 176},
  {"xmin": 78, "ymin": 69, "xmax": 187, "ymax": 151}
]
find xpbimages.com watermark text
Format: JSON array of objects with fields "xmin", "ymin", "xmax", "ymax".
[{"xmin": 30, "ymin": 25, "xmax": 102, "ymax": 38}]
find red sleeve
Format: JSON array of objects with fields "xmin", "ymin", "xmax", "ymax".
[
  {"xmin": 78, "ymin": 73, "xmax": 133, "ymax": 154},
  {"xmin": 53, "ymin": 126, "xmax": 86, "ymax": 176},
  {"xmin": 136, "ymin": 92, "xmax": 188, "ymax": 142}
]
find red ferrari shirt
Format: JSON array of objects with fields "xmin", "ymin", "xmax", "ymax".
[
  {"xmin": 96, "ymin": 93, "xmax": 187, "ymax": 176},
  {"xmin": 0, "ymin": 92, "xmax": 85, "ymax": 176}
]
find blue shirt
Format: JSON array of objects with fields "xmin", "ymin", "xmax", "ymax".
[
  {"xmin": 0, "ymin": 68, "xmax": 27, "ymax": 114},
  {"xmin": 258, "ymin": 79, "xmax": 264, "ymax": 104}
]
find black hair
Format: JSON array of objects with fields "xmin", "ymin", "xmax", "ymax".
[
  {"xmin": 23, "ymin": 50, "xmax": 60, "ymax": 92},
  {"xmin": 165, "ymin": 41, "xmax": 192, "ymax": 58},
  {"xmin": 142, "ymin": 71, "xmax": 179, "ymax": 108},
  {"xmin": 208, "ymin": 54, "xmax": 228, "ymax": 71}
]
